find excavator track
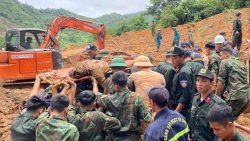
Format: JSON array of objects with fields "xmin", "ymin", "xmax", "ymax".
[{"xmin": 0, "ymin": 80, "xmax": 49, "ymax": 88}]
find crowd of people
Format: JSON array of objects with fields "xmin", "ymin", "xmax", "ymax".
[{"xmin": 10, "ymin": 12, "xmax": 250, "ymax": 141}]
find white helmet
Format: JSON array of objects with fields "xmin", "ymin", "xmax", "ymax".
[{"xmin": 214, "ymin": 35, "xmax": 225, "ymax": 43}]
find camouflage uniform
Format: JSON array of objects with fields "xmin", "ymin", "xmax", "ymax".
[
  {"xmin": 36, "ymin": 112, "xmax": 79, "ymax": 141},
  {"xmin": 218, "ymin": 57, "xmax": 250, "ymax": 119},
  {"xmin": 104, "ymin": 77, "xmax": 134, "ymax": 95},
  {"xmin": 66, "ymin": 105, "xmax": 121, "ymax": 141},
  {"xmin": 214, "ymin": 130, "xmax": 249, "ymax": 141},
  {"xmin": 97, "ymin": 89, "xmax": 152, "ymax": 141},
  {"xmin": 189, "ymin": 93, "xmax": 225, "ymax": 141},
  {"xmin": 207, "ymin": 52, "xmax": 220, "ymax": 76},
  {"xmin": 188, "ymin": 28, "xmax": 194, "ymax": 47}
]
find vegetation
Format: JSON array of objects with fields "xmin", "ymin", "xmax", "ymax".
[{"xmin": 147, "ymin": 0, "xmax": 250, "ymax": 28}]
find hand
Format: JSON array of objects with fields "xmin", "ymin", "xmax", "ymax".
[
  {"xmin": 89, "ymin": 76, "xmax": 97, "ymax": 82},
  {"xmin": 223, "ymin": 91, "xmax": 228, "ymax": 98},
  {"xmin": 236, "ymin": 31, "xmax": 239, "ymax": 34},
  {"xmin": 52, "ymin": 82, "xmax": 63, "ymax": 89},
  {"xmin": 68, "ymin": 80, "xmax": 76, "ymax": 87},
  {"xmin": 234, "ymin": 122, "xmax": 241, "ymax": 128},
  {"xmin": 61, "ymin": 81, "xmax": 70, "ymax": 90},
  {"xmin": 35, "ymin": 74, "xmax": 42, "ymax": 82},
  {"xmin": 188, "ymin": 134, "xmax": 192, "ymax": 141}
]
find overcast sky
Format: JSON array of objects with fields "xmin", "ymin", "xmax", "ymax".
[{"xmin": 18, "ymin": 0, "xmax": 150, "ymax": 18}]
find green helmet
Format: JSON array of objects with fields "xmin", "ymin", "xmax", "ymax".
[
  {"xmin": 96, "ymin": 49, "xmax": 110, "ymax": 58},
  {"xmin": 110, "ymin": 57, "xmax": 128, "ymax": 68}
]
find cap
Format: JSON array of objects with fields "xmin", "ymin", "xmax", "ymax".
[
  {"xmin": 214, "ymin": 35, "xmax": 225, "ymax": 43},
  {"xmin": 144, "ymin": 54, "xmax": 153, "ymax": 61},
  {"xmin": 85, "ymin": 44, "xmax": 97, "ymax": 53},
  {"xmin": 195, "ymin": 68, "xmax": 214, "ymax": 81},
  {"xmin": 96, "ymin": 49, "xmax": 109, "ymax": 58},
  {"xmin": 205, "ymin": 42, "xmax": 215, "ymax": 49},
  {"xmin": 145, "ymin": 84, "xmax": 169, "ymax": 103},
  {"xmin": 235, "ymin": 12, "xmax": 241, "ymax": 16},
  {"xmin": 220, "ymin": 31, "xmax": 226, "ymax": 36},
  {"xmin": 109, "ymin": 57, "xmax": 128, "ymax": 68},
  {"xmin": 181, "ymin": 42, "xmax": 191, "ymax": 48},
  {"xmin": 133, "ymin": 56, "xmax": 153, "ymax": 67},
  {"xmin": 168, "ymin": 47, "xmax": 184, "ymax": 56}
]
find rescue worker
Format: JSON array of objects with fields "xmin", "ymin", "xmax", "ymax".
[
  {"xmin": 207, "ymin": 103, "xmax": 249, "ymax": 141},
  {"xmin": 194, "ymin": 48, "xmax": 209, "ymax": 69},
  {"xmin": 104, "ymin": 57, "xmax": 128, "ymax": 94},
  {"xmin": 214, "ymin": 35, "xmax": 225, "ymax": 54},
  {"xmin": 189, "ymin": 69, "xmax": 225, "ymax": 141},
  {"xmin": 215, "ymin": 47, "xmax": 250, "ymax": 120},
  {"xmin": 232, "ymin": 12, "xmax": 242, "ymax": 51},
  {"xmin": 172, "ymin": 27, "xmax": 180, "ymax": 47},
  {"xmin": 225, "ymin": 41, "xmax": 239, "ymax": 60},
  {"xmin": 183, "ymin": 49, "xmax": 204, "ymax": 93},
  {"xmin": 168, "ymin": 47, "xmax": 193, "ymax": 122},
  {"xmin": 188, "ymin": 27, "xmax": 194, "ymax": 48},
  {"xmin": 36, "ymin": 94, "xmax": 79, "ymax": 141},
  {"xmin": 205, "ymin": 42, "xmax": 220, "ymax": 93},
  {"xmin": 131, "ymin": 54, "xmax": 157, "ymax": 73},
  {"xmin": 157, "ymin": 50, "xmax": 175, "ymax": 108},
  {"xmin": 151, "ymin": 20, "xmax": 156, "ymax": 37},
  {"xmin": 155, "ymin": 29, "xmax": 162, "ymax": 52},
  {"xmin": 96, "ymin": 49, "xmax": 110, "ymax": 59},
  {"xmin": 85, "ymin": 43, "xmax": 98, "ymax": 60},
  {"xmin": 220, "ymin": 31, "xmax": 228, "ymax": 41},
  {"xmin": 144, "ymin": 85, "xmax": 188, "ymax": 141},
  {"xmin": 181, "ymin": 42, "xmax": 204, "ymax": 66},
  {"xmin": 96, "ymin": 71, "xmax": 152, "ymax": 140}
]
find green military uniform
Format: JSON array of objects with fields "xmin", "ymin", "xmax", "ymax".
[
  {"xmin": 36, "ymin": 111, "xmax": 79, "ymax": 141},
  {"xmin": 232, "ymin": 16, "xmax": 242, "ymax": 50},
  {"xmin": 10, "ymin": 109, "xmax": 36, "ymax": 141},
  {"xmin": 96, "ymin": 49, "xmax": 110, "ymax": 59},
  {"xmin": 186, "ymin": 60, "xmax": 204, "ymax": 93},
  {"xmin": 151, "ymin": 22, "xmax": 156, "ymax": 37},
  {"xmin": 218, "ymin": 57, "xmax": 250, "ymax": 119},
  {"xmin": 157, "ymin": 62, "xmax": 175, "ymax": 95},
  {"xmin": 97, "ymin": 89, "xmax": 152, "ymax": 140},
  {"xmin": 207, "ymin": 52, "xmax": 220, "ymax": 76},
  {"xmin": 66, "ymin": 105, "xmax": 121, "ymax": 141},
  {"xmin": 214, "ymin": 130, "xmax": 249, "ymax": 141},
  {"xmin": 190, "ymin": 93, "xmax": 225, "ymax": 141},
  {"xmin": 188, "ymin": 28, "xmax": 194, "ymax": 47}
]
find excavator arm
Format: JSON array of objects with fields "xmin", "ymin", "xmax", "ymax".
[{"xmin": 40, "ymin": 16, "xmax": 106, "ymax": 50}]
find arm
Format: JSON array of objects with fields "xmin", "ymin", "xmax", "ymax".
[
  {"xmin": 215, "ymin": 61, "xmax": 227, "ymax": 96},
  {"xmin": 59, "ymin": 82, "xmax": 70, "ymax": 95},
  {"xmin": 234, "ymin": 122, "xmax": 250, "ymax": 134},
  {"xmin": 233, "ymin": 20, "xmax": 237, "ymax": 32},
  {"xmin": 89, "ymin": 76, "xmax": 99, "ymax": 95},
  {"xmin": 135, "ymin": 94, "xmax": 152, "ymax": 123},
  {"xmin": 100, "ymin": 112, "xmax": 121, "ymax": 131},
  {"xmin": 29, "ymin": 74, "xmax": 42, "ymax": 98},
  {"xmin": 215, "ymin": 80, "xmax": 225, "ymax": 96},
  {"xmin": 65, "ymin": 81, "xmax": 76, "ymax": 105}
]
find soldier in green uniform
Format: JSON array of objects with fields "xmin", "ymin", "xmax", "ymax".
[
  {"xmin": 207, "ymin": 103, "xmax": 250, "ymax": 141},
  {"xmin": 96, "ymin": 71, "xmax": 152, "ymax": 140},
  {"xmin": 183, "ymin": 49, "xmax": 204, "ymax": 93},
  {"xmin": 189, "ymin": 69, "xmax": 225, "ymax": 141},
  {"xmin": 215, "ymin": 47, "xmax": 250, "ymax": 120},
  {"xmin": 36, "ymin": 94, "xmax": 79, "ymax": 141},
  {"xmin": 96, "ymin": 49, "xmax": 110, "ymax": 59},
  {"xmin": 168, "ymin": 47, "xmax": 194, "ymax": 122},
  {"xmin": 188, "ymin": 27, "xmax": 194, "ymax": 48},
  {"xmin": 232, "ymin": 12, "xmax": 242, "ymax": 51},
  {"xmin": 104, "ymin": 57, "xmax": 128, "ymax": 94},
  {"xmin": 205, "ymin": 42, "xmax": 220, "ymax": 92},
  {"xmin": 151, "ymin": 21, "xmax": 156, "ymax": 37},
  {"xmin": 157, "ymin": 50, "xmax": 175, "ymax": 109}
]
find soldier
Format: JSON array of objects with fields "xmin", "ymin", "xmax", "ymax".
[
  {"xmin": 104, "ymin": 57, "xmax": 128, "ymax": 94},
  {"xmin": 96, "ymin": 71, "xmax": 152, "ymax": 140},
  {"xmin": 232, "ymin": 12, "xmax": 242, "ymax": 51},
  {"xmin": 225, "ymin": 41, "xmax": 239, "ymax": 60},
  {"xmin": 96, "ymin": 49, "xmax": 110, "ymax": 60},
  {"xmin": 183, "ymin": 49, "xmax": 204, "ymax": 93},
  {"xmin": 172, "ymin": 27, "xmax": 180, "ymax": 47},
  {"xmin": 85, "ymin": 43, "xmax": 98, "ymax": 60},
  {"xmin": 207, "ymin": 103, "xmax": 249, "ymax": 141},
  {"xmin": 157, "ymin": 50, "xmax": 175, "ymax": 109},
  {"xmin": 155, "ymin": 29, "xmax": 162, "ymax": 52},
  {"xmin": 36, "ymin": 94, "xmax": 79, "ymax": 141},
  {"xmin": 189, "ymin": 69, "xmax": 225, "ymax": 141},
  {"xmin": 194, "ymin": 48, "xmax": 209, "ymax": 69},
  {"xmin": 144, "ymin": 85, "xmax": 188, "ymax": 141},
  {"xmin": 188, "ymin": 27, "xmax": 194, "ymax": 48},
  {"xmin": 214, "ymin": 35, "xmax": 225, "ymax": 54},
  {"xmin": 215, "ymin": 47, "xmax": 250, "ymax": 120},
  {"xmin": 151, "ymin": 20, "xmax": 156, "ymax": 37},
  {"xmin": 220, "ymin": 31, "xmax": 229, "ymax": 41},
  {"xmin": 205, "ymin": 42, "xmax": 220, "ymax": 93},
  {"xmin": 168, "ymin": 47, "xmax": 193, "ymax": 122},
  {"xmin": 181, "ymin": 42, "xmax": 204, "ymax": 66}
]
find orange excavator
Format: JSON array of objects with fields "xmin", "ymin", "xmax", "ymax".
[{"xmin": 0, "ymin": 16, "xmax": 106, "ymax": 83}]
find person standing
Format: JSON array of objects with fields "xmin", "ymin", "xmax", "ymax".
[
  {"xmin": 189, "ymin": 69, "xmax": 225, "ymax": 141},
  {"xmin": 188, "ymin": 27, "xmax": 194, "ymax": 48},
  {"xmin": 232, "ymin": 12, "xmax": 242, "ymax": 51},
  {"xmin": 194, "ymin": 48, "xmax": 209, "ymax": 69},
  {"xmin": 155, "ymin": 29, "xmax": 162, "ymax": 52},
  {"xmin": 215, "ymin": 47, "xmax": 250, "ymax": 120},
  {"xmin": 144, "ymin": 85, "xmax": 188, "ymax": 141},
  {"xmin": 225, "ymin": 41, "xmax": 239, "ymax": 60},
  {"xmin": 85, "ymin": 44, "xmax": 98, "ymax": 60},
  {"xmin": 168, "ymin": 47, "xmax": 194, "ymax": 122},
  {"xmin": 207, "ymin": 103, "xmax": 250, "ymax": 141},
  {"xmin": 172, "ymin": 27, "xmax": 180, "ymax": 47},
  {"xmin": 151, "ymin": 21, "xmax": 156, "ymax": 37},
  {"xmin": 181, "ymin": 42, "xmax": 204, "ymax": 66},
  {"xmin": 214, "ymin": 35, "xmax": 225, "ymax": 54}
]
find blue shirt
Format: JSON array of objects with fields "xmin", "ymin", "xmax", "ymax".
[
  {"xmin": 174, "ymin": 30, "xmax": 180, "ymax": 40},
  {"xmin": 155, "ymin": 33, "xmax": 162, "ymax": 42},
  {"xmin": 144, "ymin": 108, "xmax": 188, "ymax": 141},
  {"xmin": 190, "ymin": 51, "xmax": 204, "ymax": 66}
]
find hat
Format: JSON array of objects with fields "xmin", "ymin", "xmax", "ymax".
[
  {"xmin": 145, "ymin": 84, "xmax": 169, "ymax": 103},
  {"xmin": 85, "ymin": 44, "xmax": 97, "ymax": 53},
  {"xmin": 181, "ymin": 42, "xmax": 191, "ymax": 48},
  {"xmin": 166, "ymin": 50, "xmax": 171, "ymax": 56},
  {"xmin": 133, "ymin": 56, "xmax": 153, "ymax": 67},
  {"xmin": 214, "ymin": 35, "xmax": 225, "ymax": 43},
  {"xmin": 144, "ymin": 54, "xmax": 153, "ymax": 61},
  {"xmin": 205, "ymin": 42, "xmax": 215, "ymax": 49},
  {"xmin": 220, "ymin": 31, "xmax": 226, "ymax": 36},
  {"xmin": 168, "ymin": 47, "xmax": 184, "ymax": 56},
  {"xmin": 109, "ymin": 57, "xmax": 128, "ymax": 68},
  {"xmin": 235, "ymin": 12, "xmax": 241, "ymax": 16},
  {"xmin": 195, "ymin": 68, "xmax": 214, "ymax": 81},
  {"xmin": 96, "ymin": 49, "xmax": 109, "ymax": 58}
]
